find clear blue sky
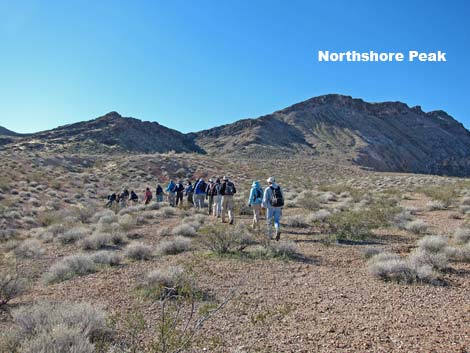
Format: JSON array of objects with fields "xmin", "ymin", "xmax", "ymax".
[{"xmin": 0, "ymin": 0, "xmax": 469, "ymax": 133}]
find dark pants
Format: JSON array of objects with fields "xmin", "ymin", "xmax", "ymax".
[{"xmin": 176, "ymin": 192, "xmax": 184, "ymax": 206}]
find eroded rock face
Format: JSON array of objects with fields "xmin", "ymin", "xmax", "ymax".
[
  {"xmin": 194, "ymin": 95, "xmax": 470, "ymax": 176},
  {"xmin": 2, "ymin": 95, "xmax": 470, "ymax": 176}
]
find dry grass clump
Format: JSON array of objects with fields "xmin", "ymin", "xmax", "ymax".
[
  {"xmin": 362, "ymin": 247, "xmax": 382, "ymax": 259},
  {"xmin": 392, "ymin": 210, "xmax": 414, "ymax": 229},
  {"xmin": 124, "ymin": 242, "xmax": 153, "ymax": 261},
  {"xmin": 80, "ymin": 232, "xmax": 113, "ymax": 250},
  {"xmin": 137, "ymin": 266, "xmax": 195, "ymax": 300},
  {"xmin": 199, "ymin": 224, "xmax": 254, "ymax": 255},
  {"xmin": 57, "ymin": 226, "xmax": 89, "ymax": 244},
  {"xmin": 296, "ymin": 191, "xmax": 320, "ymax": 210},
  {"xmin": 172, "ymin": 224, "xmax": 197, "ymax": 237},
  {"xmin": 404, "ymin": 219, "xmax": 429, "ymax": 234},
  {"xmin": 14, "ymin": 239, "xmax": 45, "ymax": 259},
  {"xmin": 267, "ymin": 241, "xmax": 299, "ymax": 259},
  {"xmin": 91, "ymin": 210, "xmax": 116, "ymax": 223},
  {"xmin": 45, "ymin": 254, "xmax": 96, "ymax": 283},
  {"xmin": 307, "ymin": 209, "xmax": 331, "ymax": 222},
  {"xmin": 284, "ymin": 214, "xmax": 309, "ymax": 228},
  {"xmin": 1, "ymin": 258, "xmax": 27, "ymax": 307},
  {"xmin": 118, "ymin": 214, "xmax": 136, "ymax": 231},
  {"xmin": 318, "ymin": 191, "xmax": 337, "ymax": 203},
  {"xmin": 158, "ymin": 206, "xmax": 177, "ymax": 217},
  {"xmin": 7, "ymin": 302, "xmax": 108, "ymax": 353},
  {"xmin": 90, "ymin": 251, "xmax": 122, "ymax": 266},
  {"xmin": 368, "ymin": 252, "xmax": 437, "ymax": 285},
  {"xmin": 409, "ymin": 248, "xmax": 448, "ymax": 271},
  {"xmin": 156, "ymin": 237, "xmax": 192, "ymax": 255},
  {"xmin": 461, "ymin": 196, "xmax": 470, "ymax": 205},
  {"xmin": 416, "ymin": 235, "xmax": 448, "ymax": 254},
  {"xmin": 453, "ymin": 227, "xmax": 470, "ymax": 245},
  {"xmin": 425, "ymin": 200, "xmax": 446, "ymax": 211}
]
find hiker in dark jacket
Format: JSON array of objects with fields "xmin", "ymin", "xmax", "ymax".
[
  {"xmin": 194, "ymin": 178, "xmax": 206, "ymax": 209},
  {"xmin": 106, "ymin": 193, "xmax": 117, "ymax": 208},
  {"xmin": 130, "ymin": 190, "xmax": 138, "ymax": 203},
  {"xmin": 144, "ymin": 187, "xmax": 153, "ymax": 205},
  {"xmin": 156, "ymin": 184, "xmax": 164, "ymax": 203},
  {"xmin": 220, "ymin": 176, "xmax": 236, "ymax": 224},
  {"xmin": 185, "ymin": 181, "xmax": 194, "ymax": 206},
  {"xmin": 175, "ymin": 180, "xmax": 185, "ymax": 206},
  {"xmin": 119, "ymin": 189, "xmax": 129, "ymax": 209},
  {"xmin": 213, "ymin": 178, "xmax": 222, "ymax": 217}
]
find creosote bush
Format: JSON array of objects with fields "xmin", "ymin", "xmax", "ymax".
[
  {"xmin": 199, "ymin": 224, "xmax": 254, "ymax": 255},
  {"xmin": 58, "ymin": 226, "xmax": 88, "ymax": 244},
  {"xmin": 8, "ymin": 301, "xmax": 109, "ymax": 353},
  {"xmin": 125, "ymin": 242, "xmax": 153, "ymax": 261},
  {"xmin": 453, "ymin": 228, "xmax": 470, "ymax": 245},
  {"xmin": 404, "ymin": 219, "xmax": 428, "ymax": 235},
  {"xmin": 156, "ymin": 236, "xmax": 192, "ymax": 255},
  {"xmin": 137, "ymin": 266, "xmax": 196, "ymax": 300},
  {"xmin": 284, "ymin": 215, "xmax": 309, "ymax": 228},
  {"xmin": 172, "ymin": 224, "xmax": 197, "ymax": 237},
  {"xmin": 14, "ymin": 239, "xmax": 45, "ymax": 259},
  {"xmin": 90, "ymin": 251, "xmax": 122, "ymax": 266},
  {"xmin": 80, "ymin": 232, "xmax": 112, "ymax": 250},
  {"xmin": 45, "ymin": 254, "xmax": 96, "ymax": 283}
]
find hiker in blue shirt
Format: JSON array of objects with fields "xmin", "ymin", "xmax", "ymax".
[
  {"xmin": 248, "ymin": 180, "xmax": 263, "ymax": 229},
  {"xmin": 166, "ymin": 180, "xmax": 176, "ymax": 207}
]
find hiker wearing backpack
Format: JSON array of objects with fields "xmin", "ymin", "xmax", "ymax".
[
  {"xmin": 262, "ymin": 177, "xmax": 284, "ymax": 241},
  {"xmin": 166, "ymin": 180, "xmax": 176, "ymax": 207},
  {"xmin": 213, "ymin": 178, "xmax": 222, "ymax": 217},
  {"xmin": 119, "ymin": 189, "xmax": 129, "ymax": 209},
  {"xmin": 185, "ymin": 180, "xmax": 194, "ymax": 206},
  {"xmin": 130, "ymin": 190, "xmax": 138, "ymax": 203},
  {"xmin": 105, "ymin": 192, "xmax": 117, "ymax": 208},
  {"xmin": 206, "ymin": 178, "xmax": 218, "ymax": 216},
  {"xmin": 194, "ymin": 178, "xmax": 207, "ymax": 209},
  {"xmin": 156, "ymin": 184, "xmax": 164, "ymax": 203},
  {"xmin": 248, "ymin": 181, "xmax": 263, "ymax": 229},
  {"xmin": 175, "ymin": 180, "xmax": 185, "ymax": 206},
  {"xmin": 220, "ymin": 176, "xmax": 236, "ymax": 224},
  {"xmin": 144, "ymin": 187, "xmax": 153, "ymax": 205}
]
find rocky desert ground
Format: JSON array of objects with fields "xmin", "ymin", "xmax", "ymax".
[{"xmin": 0, "ymin": 149, "xmax": 469, "ymax": 352}]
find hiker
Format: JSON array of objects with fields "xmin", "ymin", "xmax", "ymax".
[
  {"xmin": 220, "ymin": 176, "xmax": 236, "ymax": 224},
  {"xmin": 262, "ymin": 177, "xmax": 284, "ymax": 241},
  {"xmin": 119, "ymin": 189, "xmax": 129, "ymax": 209},
  {"xmin": 175, "ymin": 180, "xmax": 185, "ymax": 206},
  {"xmin": 185, "ymin": 180, "xmax": 194, "ymax": 206},
  {"xmin": 194, "ymin": 178, "xmax": 206, "ymax": 209},
  {"xmin": 206, "ymin": 178, "xmax": 217, "ymax": 215},
  {"xmin": 156, "ymin": 184, "xmax": 164, "ymax": 203},
  {"xmin": 144, "ymin": 187, "xmax": 153, "ymax": 205},
  {"xmin": 129, "ymin": 190, "xmax": 138, "ymax": 203},
  {"xmin": 248, "ymin": 181, "xmax": 263, "ymax": 229},
  {"xmin": 213, "ymin": 178, "xmax": 222, "ymax": 217},
  {"xmin": 105, "ymin": 192, "xmax": 117, "ymax": 208},
  {"xmin": 166, "ymin": 180, "xmax": 176, "ymax": 207}
]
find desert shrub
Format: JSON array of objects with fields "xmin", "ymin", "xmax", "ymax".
[
  {"xmin": 125, "ymin": 242, "xmax": 153, "ymax": 261},
  {"xmin": 405, "ymin": 220, "xmax": 428, "ymax": 234},
  {"xmin": 199, "ymin": 224, "xmax": 254, "ymax": 254},
  {"xmin": 318, "ymin": 191, "xmax": 337, "ymax": 203},
  {"xmin": 137, "ymin": 266, "xmax": 195, "ymax": 300},
  {"xmin": 461, "ymin": 196, "xmax": 470, "ymax": 205},
  {"xmin": 118, "ymin": 214, "xmax": 136, "ymax": 231},
  {"xmin": 409, "ymin": 248, "xmax": 448, "ymax": 271},
  {"xmin": 0, "ymin": 228, "xmax": 17, "ymax": 242},
  {"xmin": 159, "ymin": 206, "xmax": 177, "ymax": 217},
  {"xmin": 14, "ymin": 239, "xmax": 45, "ymax": 259},
  {"xmin": 419, "ymin": 185, "xmax": 458, "ymax": 207},
  {"xmin": 156, "ymin": 237, "xmax": 192, "ymax": 255},
  {"xmin": 74, "ymin": 206, "xmax": 96, "ymax": 224},
  {"xmin": 362, "ymin": 247, "xmax": 382, "ymax": 259},
  {"xmin": 91, "ymin": 210, "xmax": 116, "ymax": 223},
  {"xmin": 118, "ymin": 205, "xmax": 146, "ymax": 215},
  {"xmin": 393, "ymin": 210, "xmax": 414, "ymax": 229},
  {"xmin": 0, "ymin": 258, "xmax": 27, "ymax": 306},
  {"xmin": 90, "ymin": 251, "xmax": 122, "ymax": 266},
  {"xmin": 458, "ymin": 205, "xmax": 470, "ymax": 214},
  {"xmin": 426, "ymin": 200, "xmax": 446, "ymax": 211},
  {"xmin": 284, "ymin": 215, "xmax": 309, "ymax": 228},
  {"xmin": 80, "ymin": 233, "xmax": 112, "ymax": 250},
  {"xmin": 10, "ymin": 302, "xmax": 108, "ymax": 352},
  {"xmin": 109, "ymin": 231, "xmax": 128, "ymax": 245},
  {"xmin": 448, "ymin": 244, "xmax": 470, "ymax": 262},
  {"xmin": 58, "ymin": 226, "xmax": 88, "ymax": 244},
  {"xmin": 368, "ymin": 253, "xmax": 437, "ymax": 284},
  {"xmin": 307, "ymin": 209, "xmax": 331, "ymax": 222},
  {"xmin": 267, "ymin": 241, "xmax": 299, "ymax": 259},
  {"xmin": 296, "ymin": 191, "xmax": 320, "ymax": 210},
  {"xmin": 172, "ymin": 224, "xmax": 197, "ymax": 237},
  {"xmin": 157, "ymin": 226, "xmax": 172, "ymax": 237},
  {"xmin": 45, "ymin": 254, "xmax": 96, "ymax": 283},
  {"xmin": 453, "ymin": 228, "xmax": 470, "ymax": 245},
  {"xmin": 416, "ymin": 235, "xmax": 448, "ymax": 253}
]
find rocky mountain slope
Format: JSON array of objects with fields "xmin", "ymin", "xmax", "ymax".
[
  {"xmin": 6, "ymin": 111, "xmax": 203, "ymax": 154},
  {"xmin": 2, "ymin": 95, "xmax": 470, "ymax": 176},
  {"xmin": 193, "ymin": 95, "xmax": 470, "ymax": 176},
  {"xmin": 0, "ymin": 126, "xmax": 20, "ymax": 136}
]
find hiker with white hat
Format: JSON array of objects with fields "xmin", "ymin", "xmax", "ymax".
[
  {"xmin": 262, "ymin": 176, "xmax": 284, "ymax": 240},
  {"xmin": 220, "ymin": 176, "xmax": 236, "ymax": 224}
]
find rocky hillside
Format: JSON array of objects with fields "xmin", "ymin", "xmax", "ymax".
[
  {"xmin": 193, "ymin": 95, "xmax": 470, "ymax": 176},
  {"xmin": 5, "ymin": 112, "xmax": 204, "ymax": 154},
  {"xmin": 0, "ymin": 126, "xmax": 20, "ymax": 136}
]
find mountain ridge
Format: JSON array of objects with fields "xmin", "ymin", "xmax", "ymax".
[{"xmin": 2, "ymin": 94, "xmax": 470, "ymax": 176}]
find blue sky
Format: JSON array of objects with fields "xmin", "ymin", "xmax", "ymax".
[{"xmin": 0, "ymin": 0, "xmax": 469, "ymax": 133}]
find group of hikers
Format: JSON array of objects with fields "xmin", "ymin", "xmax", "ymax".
[{"xmin": 106, "ymin": 176, "xmax": 284, "ymax": 240}]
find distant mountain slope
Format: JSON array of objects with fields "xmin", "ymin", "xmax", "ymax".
[
  {"xmin": 0, "ymin": 126, "xmax": 20, "ymax": 136},
  {"xmin": 10, "ymin": 112, "xmax": 204, "ymax": 154},
  {"xmin": 193, "ymin": 94, "xmax": 470, "ymax": 176}
]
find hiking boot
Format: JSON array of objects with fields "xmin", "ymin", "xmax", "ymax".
[{"xmin": 275, "ymin": 231, "xmax": 281, "ymax": 241}]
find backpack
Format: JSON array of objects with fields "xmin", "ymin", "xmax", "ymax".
[
  {"xmin": 255, "ymin": 188, "xmax": 262, "ymax": 201},
  {"xmin": 225, "ymin": 182, "xmax": 235, "ymax": 196},
  {"xmin": 198, "ymin": 181, "xmax": 206, "ymax": 193},
  {"xmin": 176, "ymin": 183, "xmax": 184, "ymax": 193},
  {"xmin": 270, "ymin": 186, "xmax": 284, "ymax": 207}
]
